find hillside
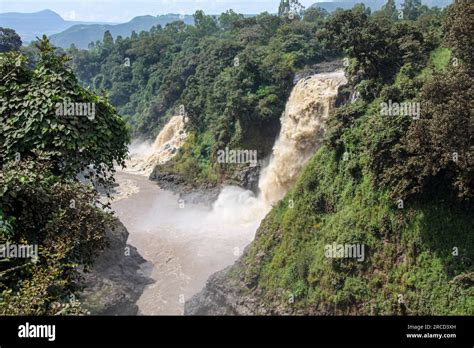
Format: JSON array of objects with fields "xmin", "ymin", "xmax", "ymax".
[
  {"xmin": 0, "ymin": 0, "xmax": 474, "ymax": 315},
  {"xmin": 0, "ymin": 9, "xmax": 107, "ymax": 43},
  {"xmin": 50, "ymin": 14, "xmax": 195, "ymax": 49},
  {"xmin": 186, "ymin": 53, "xmax": 473, "ymax": 316}
]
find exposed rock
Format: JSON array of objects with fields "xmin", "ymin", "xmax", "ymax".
[
  {"xmin": 185, "ymin": 69, "xmax": 349, "ymax": 316},
  {"xmin": 336, "ymin": 85, "xmax": 352, "ymax": 107},
  {"xmin": 79, "ymin": 219, "xmax": 152, "ymax": 315},
  {"xmin": 184, "ymin": 266, "xmax": 261, "ymax": 315},
  {"xmin": 149, "ymin": 168, "xmax": 221, "ymax": 205},
  {"xmin": 184, "ymin": 259, "xmax": 324, "ymax": 316},
  {"xmin": 149, "ymin": 169, "xmax": 188, "ymax": 191},
  {"xmin": 224, "ymin": 164, "xmax": 261, "ymax": 194},
  {"xmin": 293, "ymin": 60, "xmax": 345, "ymax": 84},
  {"xmin": 185, "ymin": 221, "xmax": 276, "ymax": 316}
]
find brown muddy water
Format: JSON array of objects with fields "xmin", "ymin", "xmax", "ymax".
[{"xmin": 111, "ymin": 171, "xmax": 265, "ymax": 315}]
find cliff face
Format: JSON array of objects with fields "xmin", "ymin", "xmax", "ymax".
[
  {"xmin": 80, "ymin": 219, "xmax": 152, "ymax": 315},
  {"xmin": 184, "ymin": 223, "xmax": 328, "ymax": 316},
  {"xmin": 184, "ymin": 267, "xmax": 251, "ymax": 315}
]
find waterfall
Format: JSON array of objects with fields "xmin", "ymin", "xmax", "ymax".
[
  {"xmin": 125, "ymin": 115, "xmax": 188, "ymax": 175},
  {"xmin": 125, "ymin": 71, "xmax": 346, "ymax": 213},
  {"xmin": 258, "ymin": 71, "xmax": 347, "ymax": 205},
  {"xmin": 208, "ymin": 71, "xmax": 347, "ymax": 229}
]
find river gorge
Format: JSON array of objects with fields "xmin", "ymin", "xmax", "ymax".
[{"xmin": 109, "ymin": 71, "xmax": 347, "ymax": 315}]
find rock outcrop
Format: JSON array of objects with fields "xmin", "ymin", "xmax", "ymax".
[
  {"xmin": 184, "ymin": 265, "xmax": 264, "ymax": 315},
  {"xmin": 79, "ymin": 219, "xmax": 152, "ymax": 315}
]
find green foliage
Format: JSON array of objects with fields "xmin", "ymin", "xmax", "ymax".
[
  {"xmin": 0, "ymin": 28, "xmax": 22, "ymax": 53},
  {"xmin": 67, "ymin": 10, "xmax": 333, "ymax": 183},
  {"xmin": 162, "ymin": 132, "xmax": 217, "ymax": 184},
  {"xmin": 0, "ymin": 37, "xmax": 129, "ymax": 315},
  {"xmin": 0, "ymin": 37, "xmax": 129, "ymax": 187},
  {"xmin": 429, "ymin": 47, "xmax": 451, "ymax": 71},
  {"xmin": 278, "ymin": 0, "xmax": 305, "ymax": 18},
  {"xmin": 0, "ymin": 160, "xmax": 111, "ymax": 315},
  {"xmin": 402, "ymin": 0, "xmax": 423, "ymax": 21},
  {"xmin": 443, "ymin": 0, "xmax": 474, "ymax": 70},
  {"xmin": 368, "ymin": 64, "xmax": 473, "ymax": 203},
  {"xmin": 321, "ymin": 5, "xmax": 432, "ymax": 98},
  {"xmin": 303, "ymin": 7, "xmax": 329, "ymax": 25},
  {"xmin": 102, "ymin": 30, "xmax": 114, "ymax": 51},
  {"xmin": 240, "ymin": 141, "xmax": 473, "ymax": 314},
  {"xmin": 381, "ymin": 0, "xmax": 399, "ymax": 21}
]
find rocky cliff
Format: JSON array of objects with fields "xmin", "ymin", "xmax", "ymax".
[{"xmin": 79, "ymin": 219, "xmax": 152, "ymax": 315}]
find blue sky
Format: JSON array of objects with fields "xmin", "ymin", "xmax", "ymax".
[{"xmin": 0, "ymin": 0, "xmax": 324, "ymax": 23}]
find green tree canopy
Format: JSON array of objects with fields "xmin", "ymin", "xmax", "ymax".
[
  {"xmin": 0, "ymin": 36, "xmax": 129, "ymax": 186},
  {"xmin": 0, "ymin": 28, "xmax": 22, "ymax": 53}
]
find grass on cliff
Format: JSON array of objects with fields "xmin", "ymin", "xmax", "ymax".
[
  {"xmin": 242, "ymin": 143, "xmax": 473, "ymax": 314},
  {"xmin": 239, "ymin": 64, "xmax": 473, "ymax": 314}
]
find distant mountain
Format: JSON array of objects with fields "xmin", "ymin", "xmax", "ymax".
[
  {"xmin": 311, "ymin": 0, "xmax": 453, "ymax": 12},
  {"xmin": 50, "ymin": 14, "xmax": 195, "ymax": 49},
  {"xmin": 0, "ymin": 9, "xmax": 108, "ymax": 44}
]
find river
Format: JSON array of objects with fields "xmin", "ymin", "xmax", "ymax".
[{"xmin": 111, "ymin": 171, "xmax": 262, "ymax": 315}]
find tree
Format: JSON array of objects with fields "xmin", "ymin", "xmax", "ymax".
[
  {"xmin": 279, "ymin": 0, "xmax": 290, "ymax": 16},
  {"xmin": 219, "ymin": 10, "xmax": 244, "ymax": 31},
  {"xmin": 278, "ymin": 0, "xmax": 305, "ymax": 18},
  {"xmin": 369, "ymin": 67, "xmax": 473, "ymax": 203},
  {"xmin": 102, "ymin": 30, "xmax": 114, "ymax": 51},
  {"xmin": 0, "ymin": 159, "xmax": 111, "ymax": 315},
  {"xmin": 381, "ymin": 0, "xmax": 399, "ymax": 20},
  {"xmin": 0, "ymin": 28, "xmax": 22, "ymax": 52},
  {"xmin": 193, "ymin": 10, "xmax": 218, "ymax": 36},
  {"xmin": 0, "ymin": 36, "xmax": 129, "ymax": 186},
  {"xmin": 402, "ymin": 0, "xmax": 422, "ymax": 21},
  {"xmin": 444, "ymin": 0, "xmax": 474, "ymax": 70},
  {"xmin": 256, "ymin": 12, "xmax": 282, "ymax": 39},
  {"xmin": 0, "ymin": 36, "xmax": 130, "ymax": 315},
  {"xmin": 303, "ymin": 7, "xmax": 329, "ymax": 25}
]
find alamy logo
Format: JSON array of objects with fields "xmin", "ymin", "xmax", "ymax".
[
  {"xmin": 55, "ymin": 101, "xmax": 96, "ymax": 120},
  {"xmin": 18, "ymin": 322, "xmax": 56, "ymax": 341},
  {"xmin": 380, "ymin": 100, "xmax": 420, "ymax": 120},
  {"xmin": 324, "ymin": 242, "xmax": 365, "ymax": 262},
  {"xmin": 0, "ymin": 242, "xmax": 38, "ymax": 261},
  {"xmin": 217, "ymin": 147, "xmax": 258, "ymax": 167}
]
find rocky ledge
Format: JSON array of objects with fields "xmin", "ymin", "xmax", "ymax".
[
  {"xmin": 149, "ymin": 164, "xmax": 261, "ymax": 205},
  {"xmin": 79, "ymin": 219, "xmax": 152, "ymax": 315},
  {"xmin": 149, "ymin": 170, "xmax": 220, "ymax": 205}
]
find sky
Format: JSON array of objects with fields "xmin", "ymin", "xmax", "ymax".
[{"xmin": 0, "ymin": 0, "xmax": 324, "ymax": 23}]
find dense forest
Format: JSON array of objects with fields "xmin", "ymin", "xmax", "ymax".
[
  {"xmin": 0, "ymin": 0, "xmax": 472, "ymax": 315},
  {"xmin": 64, "ymin": 0, "xmax": 472, "ymax": 189},
  {"xmin": 66, "ymin": 6, "xmax": 339, "ymax": 184}
]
